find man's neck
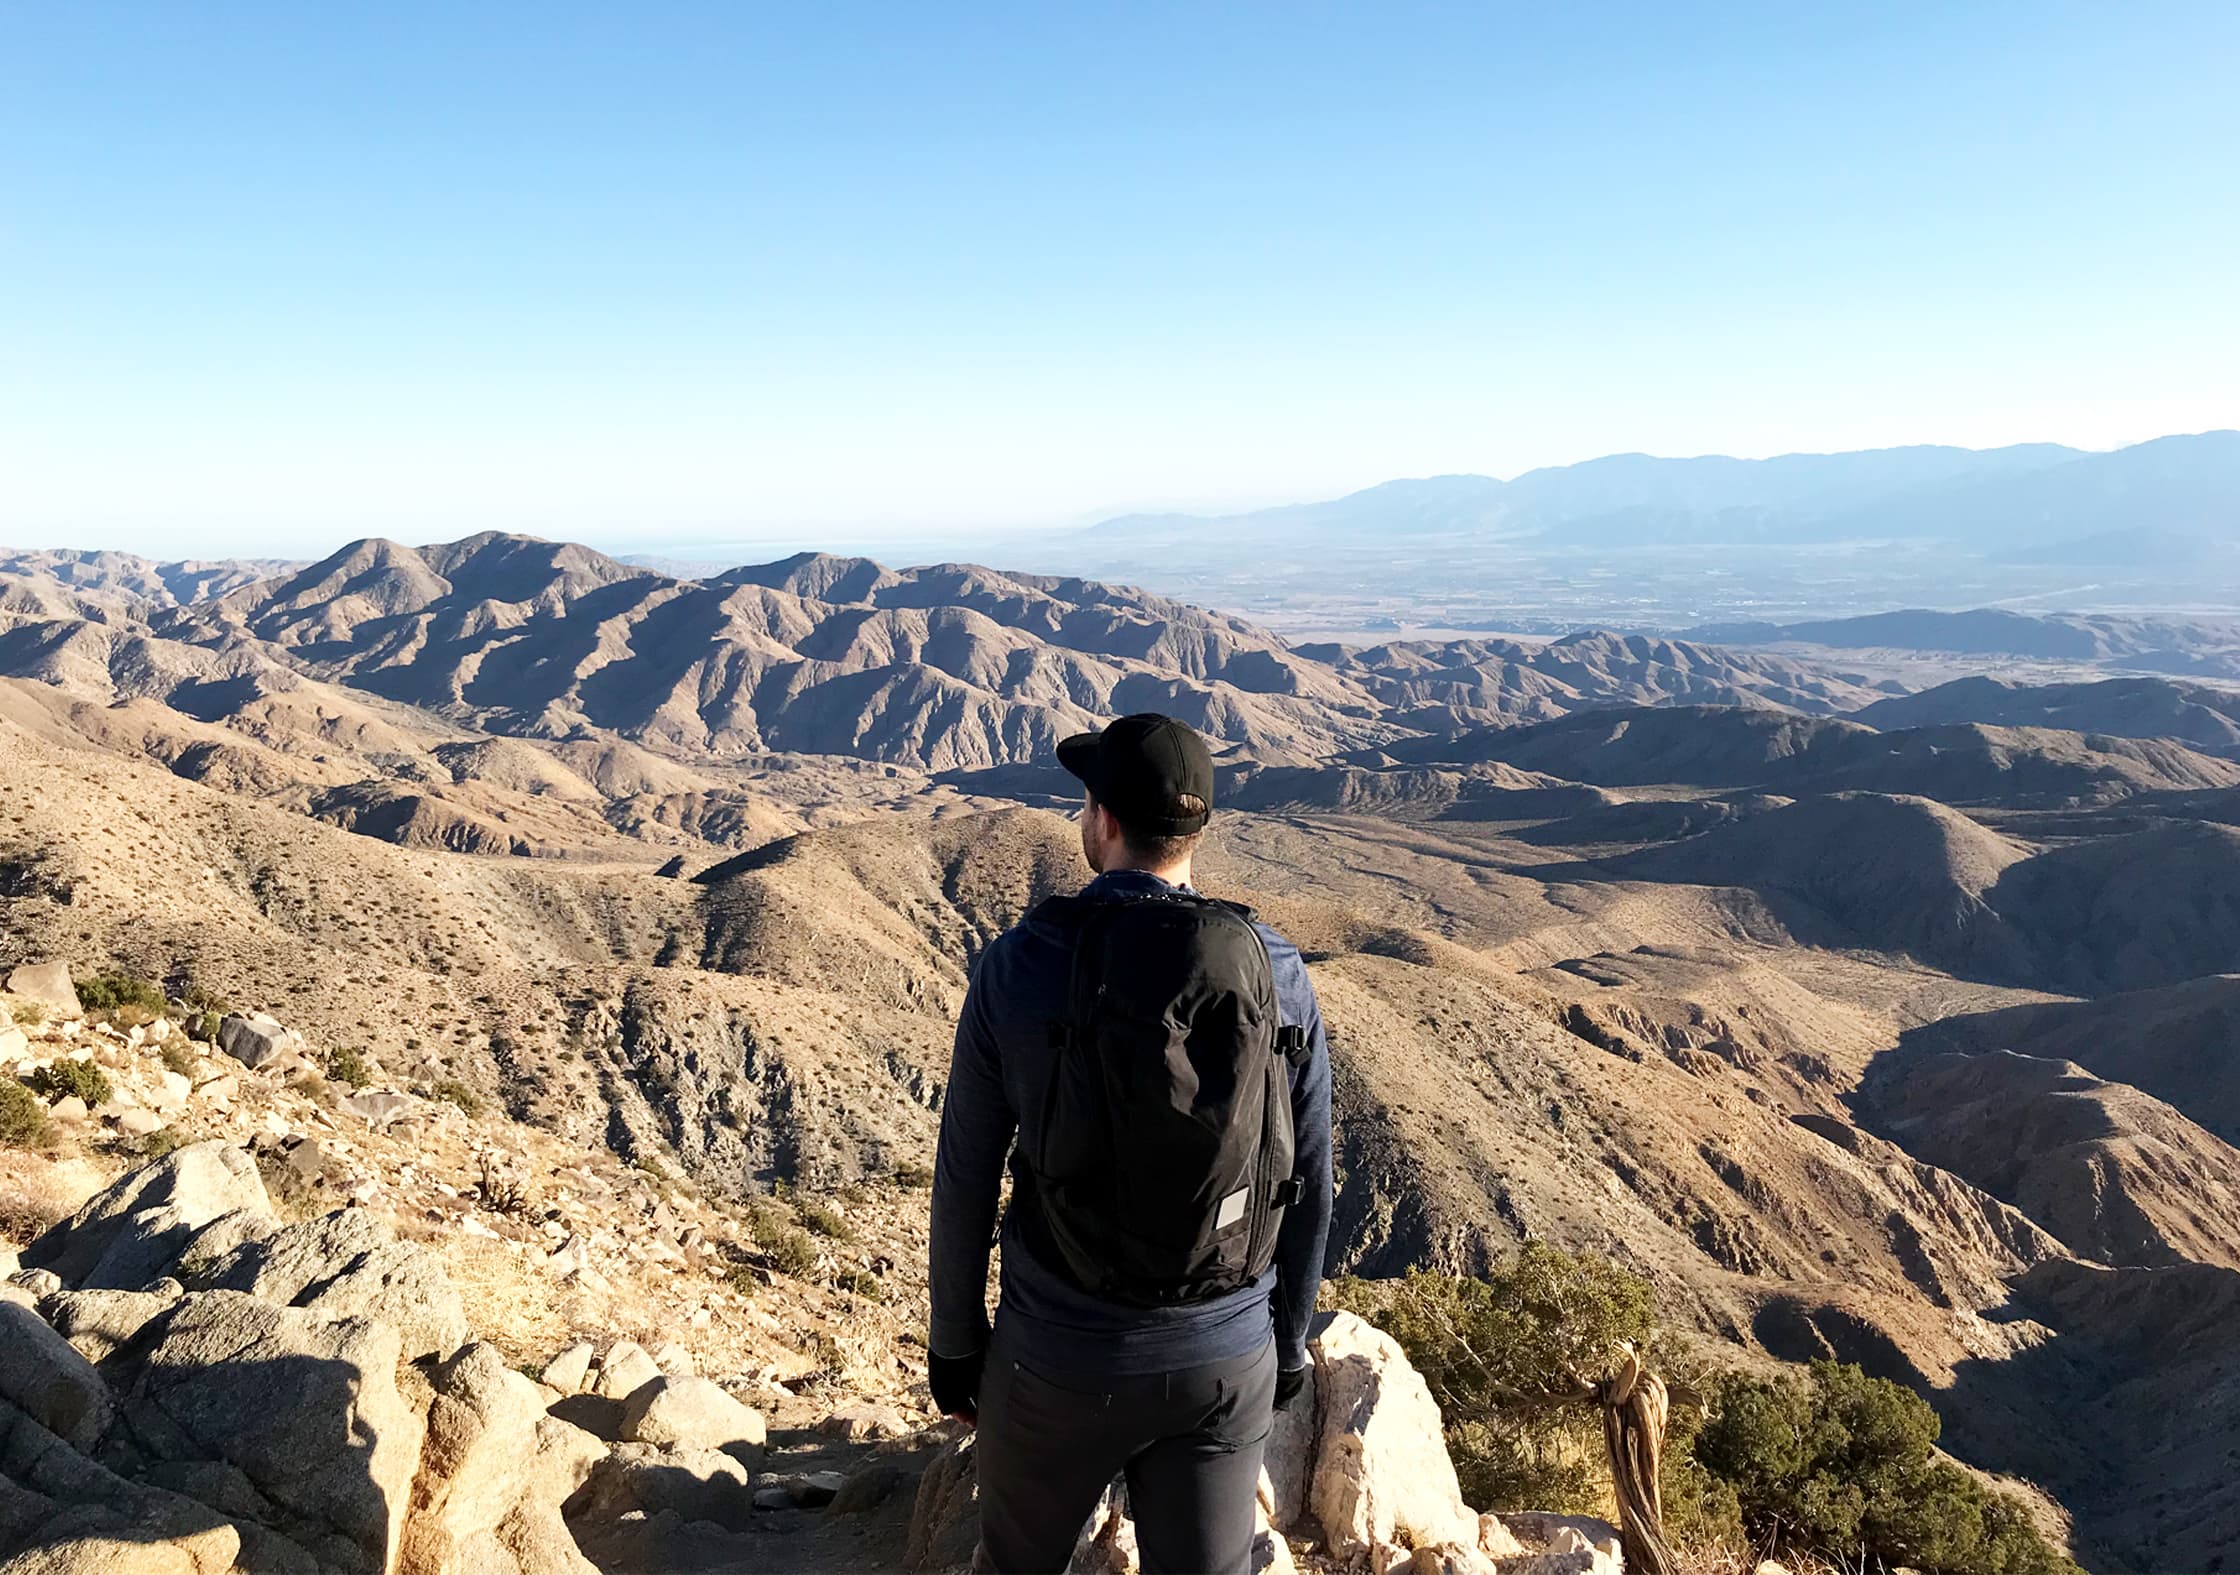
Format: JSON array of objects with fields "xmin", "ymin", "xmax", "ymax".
[{"xmin": 1097, "ymin": 857, "xmax": 1194, "ymax": 887}]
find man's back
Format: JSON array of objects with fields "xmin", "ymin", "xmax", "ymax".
[
  {"xmin": 925, "ymin": 713, "xmax": 1334, "ymax": 1575},
  {"xmin": 928, "ymin": 867, "xmax": 1333, "ymax": 1379}
]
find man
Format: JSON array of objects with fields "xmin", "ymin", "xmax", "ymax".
[{"xmin": 927, "ymin": 712, "xmax": 1334, "ymax": 1575}]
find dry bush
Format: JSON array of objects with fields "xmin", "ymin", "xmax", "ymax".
[
  {"xmin": 476, "ymin": 1151, "xmax": 534, "ymax": 1216},
  {"xmin": 0, "ymin": 1154, "xmax": 92, "ymax": 1246},
  {"xmin": 442, "ymin": 1236, "xmax": 572, "ymax": 1364}
]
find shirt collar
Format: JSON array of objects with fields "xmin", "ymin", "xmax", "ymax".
[{"xmin": 1085, "ymin": 868, "xmax": 1195, "ymax": 898}]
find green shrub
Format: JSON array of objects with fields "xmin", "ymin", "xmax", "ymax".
[
  {"xmin": 835, "ymin": 1266, "xmax": 884, "ymax": 1301},
  {"xmin": 1325, "ymin": 1245, "xmax": 1656, "ymax": 1511},
  {"xmin": 432, "ymin": 1078, "xmax": 483, "ymax": 1118},
  {"xmin": 1693, "ymin": 1361, "xmax": 2079, "ymax": 1575},
  {"xmin": 184, "ymin": 1010, "xmax": 222, "ymax": 1043},
  {"xmin": 328, "ymin": 1046, "xmax": 374, "ymax": 1089},
  {"xmin": 74, "ymin": 973, "xmax": 166, "ymax": 1015},
  {"xmin": 161, "ymin": 1040, "xmax": 196, "ymax": 1077},
  {"xmin": 744, "ymin": 1194, "xmax": 795, "ymax": 1245},
  {"xmin": 893, "ymin": 1159, "xmax": 935, "ymax": 1189},
  {"xmin": 138, "ymin": 1125, "xmax": 188, "ymax": 1159},
  {"xmin": 28, "ymin": 1059, "xmax": 111, "ymax": 1109},
  {"xmin": 799, "ymin": 1198, "xmax": 856, "ymax": 1242},
  {"xmin": 764, "ymin": 1228, "xmax": 820, "ymax": 1279},
  {"xmin": 6, "ymin": 999, "xmax": 45, "ymax": 1029},
  {"xmin": 0, "ymin": 1081, "xmax": 53, "ymax": 1149}
]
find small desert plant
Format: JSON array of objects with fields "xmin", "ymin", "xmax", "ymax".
[
  {"xmin": 75, "ymin": 972, "xmax": 166, "ymax": 1015},
  {"xmin": 9, "ymin": 1000, "xmax": 47, "ymax": 1029},
  {"xmin": 1325, "ymin": 1245, "xmax": 1659, "ymax": 1512},
  {"xmin": 893, "ymin": 1159, "xmax": 935, "ymax": 1189},
  {"xmin": 722, "ymin": 1260, "xmax": 762, "ymax": 1298},
  {"xmin": 799, "ymin": 1198, "xmax": 856, "ymax": 1242},
  {"xmin": 138, "ymin": 1125, "xmax": 189, "ymax": 1160},
  {"xmin": 0, "ymin": 1081, "xmax": 54, "ymax": 1150},
  {"xmin": 477, "ymin": 1152, "xmax": 532, "ymax": 1215},
  {"xmin": 28, "ymin": 1059, "xmax": 112, "ymax": 1109},
  {"xmin": 0, "ymin": 1160, "xmax": 74, "ymax": 1240},
  {"xmin": 161, "ymin": 1040, "xmax": 196, "ymax": 1077},
  {"xmin": 433, "ymin": 1078, "xmax": 484, "ymax": 1119},
  {"xmin": 744, "ymin": 1194, "xmax": 795, "ymax": 1245},
  {"xmin": 328, "ymin": 1046, "xmax": 374, "ymax": 1089},
  {"xmin": 835, "ymin": 1266, "xmax": 884, "ymax": 1301},
  {"xmin": 184, "ymin": 1010, "xmax": 223, "ymax": 1043},
  {"xmin": 764, "ymin": 1228, "xmax": 821, "ymax": 1279}
]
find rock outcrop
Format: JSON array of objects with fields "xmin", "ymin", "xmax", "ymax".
[
  {"xmin": 214, "ymin": 1012, "xmax": 308, "ymax": 1072},
  {"xmin": 22, "ymin": 1142, "xmax": 272, "ymax": 1290},
  {"xmin": 0, "ymin": 1146, "xmax": 604, "ymax": 1575},
  {"xmin": 1308, "ymin": 1309, "xmax": 1483, "ymax": 1558},
  {"xmin": 182, "ymin": 1206, "xmax": 469, "ymax": 1362},
  {"xmin": 616, "ymin": 1374, "xmax": 768, "ymax": 1459},
  {"xmin": 0, "ymin": 1301, "xmax": 112, "ymax": 1451},
  {"xmin": 5, "ymin": 962, "xmax": 82, "ymax": 1018}
]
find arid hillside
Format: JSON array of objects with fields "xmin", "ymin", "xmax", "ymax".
[{"xmin": 7, "ymin": 534, "xmax": 2240, "ymax": 1570}]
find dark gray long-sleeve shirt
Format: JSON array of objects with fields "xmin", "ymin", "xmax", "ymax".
[{"xmin": 928, "ymin": 868, "xmax": 1335, "ymax": 1377}]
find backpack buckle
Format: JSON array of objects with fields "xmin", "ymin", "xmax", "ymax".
[
  {"xmin": 1272, "ymin": 1177, "xmax": 1305, "ymax": 1207},
  {"xmin": 1274, "ymin": 1024, "xmax": 1308, "ymax": 1059}
]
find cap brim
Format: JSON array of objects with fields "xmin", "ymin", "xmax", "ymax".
[{"xmin": 1056, "ymin": 730, "xmax": 1104, "ymax": 793}]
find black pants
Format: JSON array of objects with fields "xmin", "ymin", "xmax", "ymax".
[{"xmin": 974, "ymin": 1329, "xmax": 1277, "ymax": 1575}]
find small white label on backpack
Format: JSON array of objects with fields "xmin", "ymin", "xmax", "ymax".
[{"xmin": 1216, "ymin": 1186, "xmax": 1249, "ymax": 1231}]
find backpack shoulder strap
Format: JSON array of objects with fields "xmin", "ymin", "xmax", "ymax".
[
  {"xmin": 1027, "ymin": 892, "xmax": 1094, "ymax": 931},
  {"xmin": 1221, "ymin": 902, "xmax": 1311, "ymax": 1063}
]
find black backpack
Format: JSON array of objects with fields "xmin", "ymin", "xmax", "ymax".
[{"xmin": 1013, "ymin": 888, "xmax": 1309, "ymax": 1306}]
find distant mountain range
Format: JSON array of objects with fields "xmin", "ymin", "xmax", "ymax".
[
  {"xmin": 0, "ymin": 535, "xmax": 1899, "ymax": 779},
  {"xmin": 1085, "ymin": 430, "xmax": 2240, "ymax": 552},
  {"xmin": 1688, "ymin": 607, "xmax": 2240, "ymax": 677}
]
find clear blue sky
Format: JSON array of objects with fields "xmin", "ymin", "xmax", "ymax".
[{"xmin": 3, "ymin": 2, "xmax": 2235, "ymax": 558}]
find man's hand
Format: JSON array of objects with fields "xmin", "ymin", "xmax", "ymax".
[
  {"xmin": 929, "ymin": 1347, "xmax": 987, "ymax": 1425},
  {"xmin": 1274, "ymin": 1364, "xmax": 1308, "ymax": 1412}
]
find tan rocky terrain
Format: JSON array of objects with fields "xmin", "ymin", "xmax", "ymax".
[
  {"xmin": 1853, "ymin": 675, "xmax": 2240, "ymax": 755},
  {"xmin": 0, "ymin": 973, "xmax": 1648, "ymax": 1575},
  {"xmin": 6, "ymin": 534, "xmax": 2240, "ymax": 1569},
  {"xmin": 1856, "ymin": 1049, "xmax": 2240, "ymax": 1271}
]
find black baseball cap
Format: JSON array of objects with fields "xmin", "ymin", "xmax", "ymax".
[{"xmin": 1057, "ymin": 713, "xmax": 1215, "ymax": 836}]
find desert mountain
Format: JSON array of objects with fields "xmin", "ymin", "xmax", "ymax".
[
  {"xmin": 1085, "ymin": 431, "xmax": 2240, "ymax": 551},
  {"xmin": 1293, "ymin": 630, "xmax": 1889, "ymax": 729},
  {"xmin": 1690, "ymin": 605, "xmax": 2240, "ymax": 676},
  {"xmin": 0, "ymin": 547, "xmax": 292, "ymax": 609},
  {"xmin": 5, "ymin": 536, "xmax": 1417, "ymax": 769},
  {"xmin": 1902, "ymin": 976, "xmax": 2240, "ymax": 1147},
  {"xmin": 1851, "ymin": 674, "xmax": 2240, "ymax": 754},
  {"xmin": 1857, "ymin": 1048, "xmax": 2240, "ymax": 1271},
  {"xmin": 1378, "ymin": 704, "xmax": 2240, "ymax": 806}
]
